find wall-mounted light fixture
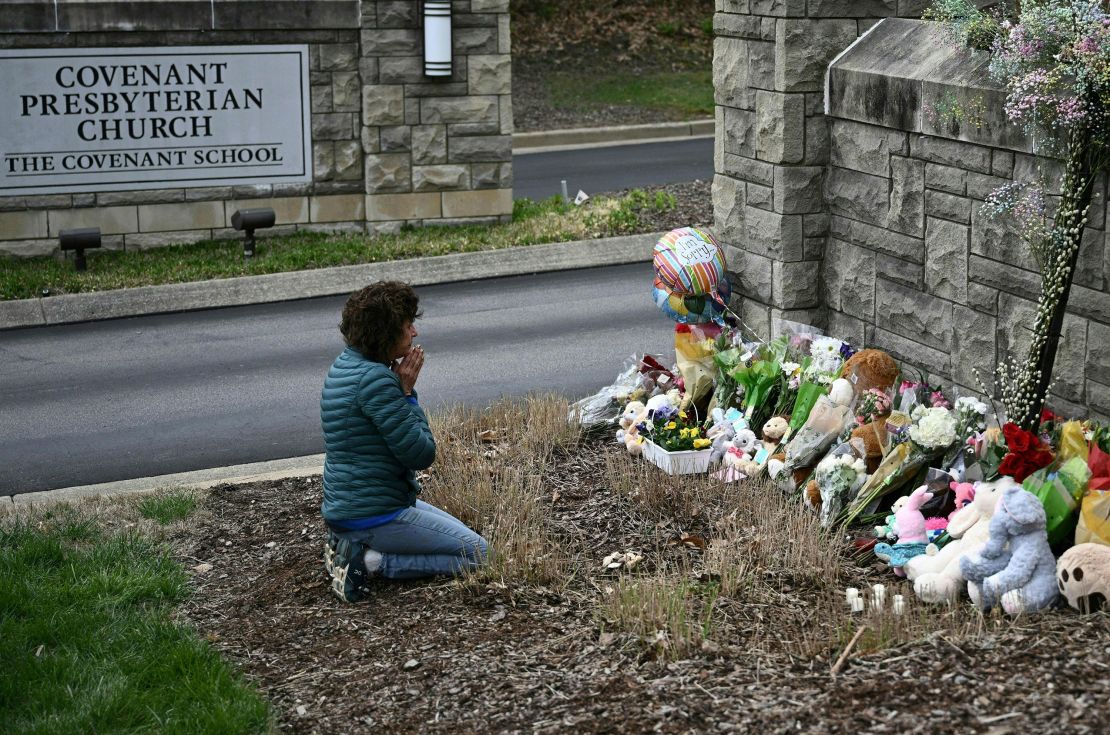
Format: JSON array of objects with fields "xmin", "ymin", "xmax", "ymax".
[
  {"xmin": 59, "ymin": 227, "xmax": 101, "ymax": 271},
  {"xmin": 423, "ymin": 1, "xmax": 452, "ymax": 77},
  {"xmin": 231, "ymin": 207, "xmax": 275, "ymax": 258}
]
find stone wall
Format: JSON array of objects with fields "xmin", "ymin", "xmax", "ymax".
[
  {"xmin": 713, "ymin": 6, "xmax": 1110, "ymax": 419},
  {"xmin": 0, "ymin": 0, "xmax": 512, "ymax": 257},
  {"xmin": 825, "ymin": 18, "xmax": 1110, "ymax": 420},
  {"xmin": 711, "ymin": 1, "xmax": 929, "ymax": 342}
]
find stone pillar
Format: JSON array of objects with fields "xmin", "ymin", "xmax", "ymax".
[
  {"xmin": 713, "ymin": 1, "xmax": 917, "ymax": 339},
  {"xmin": 359, "ymin": 0, "xmax": 512, "ymax": 232}
]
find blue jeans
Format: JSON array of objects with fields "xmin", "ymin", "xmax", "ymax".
[{"xmin": 333, "ymin": 500, "xmax": 489, "ymax": 579}]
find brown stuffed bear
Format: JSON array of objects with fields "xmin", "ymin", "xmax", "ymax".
[
  {"xmin": 839, "ymin": 349, "xmax": 899, "ymax": 395},
  {"xmin": 850, "ymin": 419, "xmax": 889, "ymax": 474}
]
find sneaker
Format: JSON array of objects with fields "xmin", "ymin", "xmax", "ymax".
[{"xmin": 324, "ymin": 530, "xmax": 368, "ymax": 603}]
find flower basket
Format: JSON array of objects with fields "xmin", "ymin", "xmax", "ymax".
[{"xmin": 643, "ymin": 439, "xmax": 713, "ymax": 475}]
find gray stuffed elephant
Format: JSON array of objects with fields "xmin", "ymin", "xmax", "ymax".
[{"xmin": 959, "ymin": 485, "xmax": 1058, "ymax": 614}]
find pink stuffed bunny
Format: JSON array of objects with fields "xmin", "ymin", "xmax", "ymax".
[{"xmin": 894, "ymin": 486, "xmax": 933, "ymax": 544}]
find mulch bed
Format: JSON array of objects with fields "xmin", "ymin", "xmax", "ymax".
[{"xmin": 172, "ymin": 440, "xmax": 1110, "ymax": 734}]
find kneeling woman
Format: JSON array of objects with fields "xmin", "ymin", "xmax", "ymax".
[{"xmin": 321, "ymin": 281, "xmax": 488, "ymax": 602}]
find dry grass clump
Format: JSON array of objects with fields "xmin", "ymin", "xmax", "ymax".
[
  {"xmin": 601, "ymin": 576, "xmax": 719, "ymax": 654},
  {"xmin": 422, "ymin": 395, "xmax": 582, "ymax": 587}
]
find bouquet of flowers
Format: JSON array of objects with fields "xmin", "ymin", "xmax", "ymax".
[
  {"xmin": 840, "ymin": 406, "xmax": 960, "ymax": 526},
  {"xmin": 854, "ymin": 388, "xmax": 893, "ymax": 427},
  {"xmin": 814, "ymin": 451, "xmax": 869, "ymax": 528},
  {"xmin": 997, "ymin": 422, "xmax": 1055, "ymax": 483},
  {"xmin": 788, "ymin": 359, "xmax": 837, "ymax": 434},
  {"xmin": 732, "ymin": 357, "xmax": 780, "ymax": 422}
]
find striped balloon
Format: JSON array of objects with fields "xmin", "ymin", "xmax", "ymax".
[
  {"xmin": 652, "ymin": 227, "xmax": 728, "ymax": 299},
  {"xmin": 652, "ymin": 275, "xmax": 732, "ymax": 325}
]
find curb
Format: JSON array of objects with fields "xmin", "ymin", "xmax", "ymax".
[
  {"xmin": 513, "ymin": 120, "xmax": 714, "ymax": 153},
  {"xmin": 0, "ymin": 232, "xmax": 661, "ymax": 330},
  {"xmin": 4, "ymin": 454, "xmax": 326, "ymax": 510}
]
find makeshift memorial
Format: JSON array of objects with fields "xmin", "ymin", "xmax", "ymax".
[
  {"xmin": 776, "ymin": 379, "xmax": 856, "ymax": 489},
  {"xmin": 813, "ymin": 452, "xmax": 868, "ymax": 528},
  {"xmin": 961, "ymin": 484, "xmax": 1059, "ymax": 614},
  {"xmin": 1056, "ymin": 543, "xmax": 1110, "ymax": 613},
  {"xmin": 874, "ymin": 486, "xmax": 933, "ymax": 576},
  {"xmin": 906, "ymin": 477, "xmax": 1012, "ymax": 604}
]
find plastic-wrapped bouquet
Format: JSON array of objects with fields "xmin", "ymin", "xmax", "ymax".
[
  {"xmin": 854, "ymin": 388, "xmax": 893, "ymax": 426},
  {"xmin": 814, "ymin": 451, "xmax": 868, "ymax": 528}
]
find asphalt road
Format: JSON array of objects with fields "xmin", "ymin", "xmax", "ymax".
[
  {"xmin": 0, "ymin": 263, "xmax": 677, "ymax": 495},
  {"xmin": 513, "ymin": 137, "xmax": 713, "ymax": 201}
]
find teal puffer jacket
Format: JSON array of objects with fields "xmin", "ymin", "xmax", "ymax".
[{"xmin": 320, "ymin": 347, "xmax": 436, "ymax": 523}]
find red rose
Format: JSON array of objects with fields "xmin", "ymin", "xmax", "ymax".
[
  {"xmin": 998, "ymin": 454, "xmax": 1034, "ymax": 483},
  {"xmin": 1002, "ymin": 422, "xmax": 1035, "ymax": 454}
]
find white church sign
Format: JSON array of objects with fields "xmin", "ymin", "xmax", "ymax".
[{"xmin": 0, "ymin": 45, "xmax": 312, "ymax": 195}]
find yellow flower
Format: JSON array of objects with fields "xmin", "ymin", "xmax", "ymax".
[
  {"xmin": 689, "ymin": 427, "xmax": 700, "ymax": 437},
  {"xmin": 664, "ymin": 421, "xmax": 677, "ymax": 430},
  {"xmin": 693, "ymin": 438, "xmax": 711, "ymax": 449},
  {"xmin": 679, "ymin": 411, "xmax": 688, "ymax": 419},
  {"xmin": 680, "ymin": 428, "xmax": 690, "ymax": 438}
]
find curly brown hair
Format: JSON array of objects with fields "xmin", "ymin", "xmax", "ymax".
[{"xmin": 340, "ymin": 281, "xmax": 421, "ymax": 363}]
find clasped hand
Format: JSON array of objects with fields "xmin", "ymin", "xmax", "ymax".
[{"xmin": 393, "ymin": 345, "xmax": 424, "ymax": 395}]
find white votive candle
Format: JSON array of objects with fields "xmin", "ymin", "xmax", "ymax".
[
  {"xmin": 872, "ymin": 583, "xmax": 886, "ymax": 605},
  {"xmin": 893, "ymin": 594, "xmax": 906, "ymax": 615},
  {"xmin": 845, "ymin": 587, "xmax": 859, "ymax": 606},
  {"xmin": 851, "ymin": 596, "xmax": 864, "ymax": 613}
]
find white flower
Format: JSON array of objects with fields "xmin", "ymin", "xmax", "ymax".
[
  {"xmin": 813, "ymin": 352, "xmax": 842, "ymax": 374},
  {"xmin": 909, "ymin": 407, "xmax": 958, "ymax": 450},
  {"xmin": 781, "ymin": 361, "xmax": 800, "ymax": 376},
  {"xmin": 811, "ymin": 336, "xmax": 843, "ymax": 356},
  {"xmin": 955, "ymin": 396, "xmax": 988, "ymax": 415}
]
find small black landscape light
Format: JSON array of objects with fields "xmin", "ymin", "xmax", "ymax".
[
  {"xmin": 59, "ymin": 227, "xmax": 101, "ymax": 272},
  {"xmin": 231, "ymin": 207, "xmax": 276, "ymax": 258}
]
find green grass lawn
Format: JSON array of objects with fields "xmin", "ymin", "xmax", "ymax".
[
  {"xmin": 0, "ymin": 500, "xmax": 271, "ymax": 734},
  {"xmin": 0, "ymin": 190, "xmax": 672, "ymax": 301},
  {"xmin": 548, "ymin": 70, "xmax": 714, "ymax": 118}
]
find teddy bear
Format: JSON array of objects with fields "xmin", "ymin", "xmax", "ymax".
[
  {"xmin": 615, "ymin": 400, "xmax": 648, "ymax": 455},
  {"xmin": 905, "ymin": 477, "xmax": 1009, "ymax": 604},
  {"xmin": 838, "ymin": 348, "xmax": 899, "ymax": 396},
  {"xmin": 873, "ymin": 486, "xmax": 932, "ymax": 576},
  {"xmin": 761, "ymin": 416, "xmax": 790, "ymax": 455},
  {"xmin": 714, "ymin": 428, "xmax": 760, "ymax": 482},
  {"xmin": 960, "ymin": 483, "xmax": 1059, "ymax": 614},
  {"xmin": 1056, "ymin": 543, "xmax": 1110, "ymax": 614}
]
